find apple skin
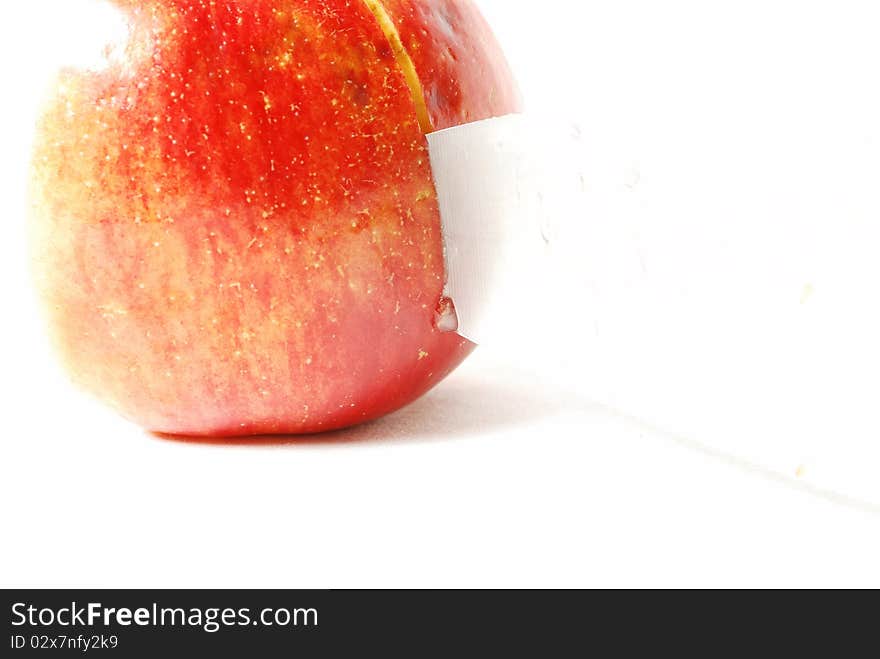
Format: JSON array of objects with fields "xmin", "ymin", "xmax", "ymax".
[
  {"xmin": 377, "ymin": 0, "xmax": 521, "ymax": 130},
  {"xmin": 29, "ymin": 0, "xmax": 520, "ymax": 437}
]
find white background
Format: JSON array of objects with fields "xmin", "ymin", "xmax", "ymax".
[{"xmin": 2, "ymin": 0, "xmax": 880, "ymax": 588}]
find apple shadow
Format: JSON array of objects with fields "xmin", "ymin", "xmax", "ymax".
[
  {"xmin": 154, "ymin": 373, "xmax": 565, "ymax": 448},
  {"xmin": 153, "ymin": 367, "xmax": 880, "ymax": 513}
]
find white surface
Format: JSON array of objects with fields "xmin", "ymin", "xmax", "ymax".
[{"xmin": 2, "ymin": 0, "xmax": 880, "ymax": 588}]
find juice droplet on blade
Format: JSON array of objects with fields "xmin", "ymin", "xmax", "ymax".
[{"xmin": 434, "ymin": 297, "xmax": 459, "ymax": 333}]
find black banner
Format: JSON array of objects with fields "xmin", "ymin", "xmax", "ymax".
[
  {"xmin": 3, "ymin": 590, "xmax": 595, "ymax": 656},
  {"xmin": 3, "ymin": 589, "xmax": 861, "ymax": 655}
]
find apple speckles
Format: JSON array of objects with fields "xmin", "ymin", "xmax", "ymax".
[{"xmin": 377, "ymin": 0, "xmax": 521, "ymax": 130}]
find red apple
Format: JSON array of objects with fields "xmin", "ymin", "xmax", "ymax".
[{"xmin": 29, "ymin": 0, "xmax": 520, "ymax": 436}]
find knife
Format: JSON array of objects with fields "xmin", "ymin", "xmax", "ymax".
[{"xmin": 428, "ymin": 113, "xmax": 880, "ymax": 507}]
